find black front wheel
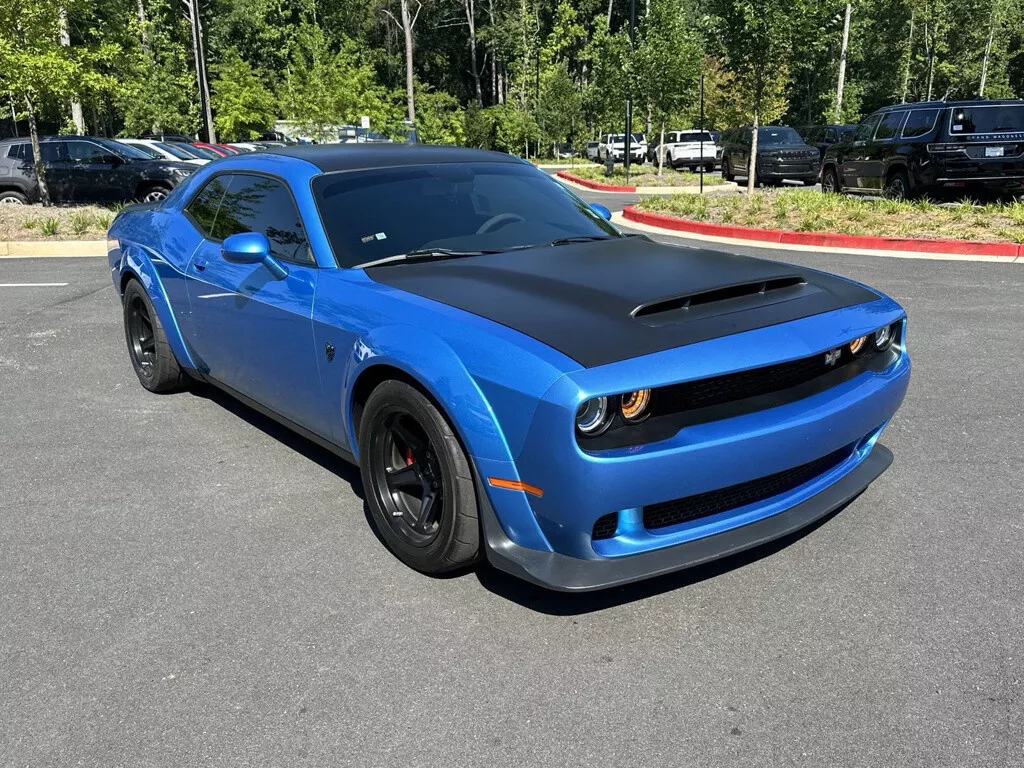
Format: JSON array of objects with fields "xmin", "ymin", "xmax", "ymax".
[
  {"xmin": 122, "ymin": 279, "xmax": 189, "ymax": 392},
  {"xmin": 359, "ymin": 381, "xmax": 480, "ymax": 574}
]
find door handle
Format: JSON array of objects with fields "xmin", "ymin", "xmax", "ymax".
[{"xmin": 194, "ymin": 257, "xmax": 208, "ymax": 272}]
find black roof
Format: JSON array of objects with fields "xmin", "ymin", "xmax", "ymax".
[
  {"xmin": 878, "ymin": 98, "xmax": 1024, "ymax": 111},
  {"xmin": 264, "ymin": 144, "xmax": 525, "ymax": 172}
]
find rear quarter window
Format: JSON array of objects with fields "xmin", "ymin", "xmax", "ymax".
[{"xmin": 902, "ymin": 109, "xmax": 939, "ymax": 138}]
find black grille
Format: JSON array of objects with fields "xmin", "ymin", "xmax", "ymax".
[
  {"xmin": 643, "ymin": 446, "xmax": 850, "ymax": 531},
  {"xmin": 592, "ymin": 512, "xmax": 619, "ymax": 540},
  {"xmin": 656, "ymin": 344, "xmax": 869, "ymax": 416}
]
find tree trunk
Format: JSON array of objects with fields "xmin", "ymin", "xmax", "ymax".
[
  {"xmin": 401, "ymin": 0, "xmax": 417, "ymax": 124},
  {"xmin": 747, "ymin": 107, "xmax": 759, "ymax": 195},
  {"xmin": 58, "ymin": 7, "xmax": 86, "ymax": 134},
  {"xmin": 607, "ymin": 0, "xmax": 613, "ymax": 27},
  {"xmin": 464, "ymin": 0, "xmax": 483, "ymax": 107},
  {"xmin": 835, "ymin": 2, "xmax": 851, "ymax": 123},
  {"xmin": 657, "ymin": 120, "xmax": 665, "ymax": 178},
  {"xmin": 186, "ymin": 0, "xmax": 216, "ymax": 142},
  {"xmin": 25, "ymin": 94, "xmax": 50, "ymax": 207},
  {"xmin": 979, "ymin": 3, "xmax": 997, "ymax": 97},
  {"xmin": 925, "ymin": 18, "xmax": 935, "ymax": 101},
  {"xmin": 901, "ymin": 9, "xmax": 914, "ymax": 103},
  {"xmin": 137, "ymin": 0, "xmax": 149, "ymax": 50}
]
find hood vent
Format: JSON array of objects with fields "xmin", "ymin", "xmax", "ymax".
[{"xmin": 632, "ymin": 276, "xmax": 806, "ymax": 319}]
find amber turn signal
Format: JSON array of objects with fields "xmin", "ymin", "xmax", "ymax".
[
  {"xmin": 488, "ymin": 477, "xmax": 544, "ymax": 498},
  {"xmin": 849, "ymin": 335, "xmax": 868, "ymax": 355},
  {"xmin": 620, "ymin": 389, "xmax": 652, "ymax": 421}
]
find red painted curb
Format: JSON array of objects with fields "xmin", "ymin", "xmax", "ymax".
[
  {"xmin": 622, "ymin": 205, "xmax": 1024, "ymax": 258},
  {"xmin": 556, "ymin": 170, "xmax": 636, "ymax": 193}
]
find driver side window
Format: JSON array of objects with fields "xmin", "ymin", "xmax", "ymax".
[
  {"xmin": 212, "ymin": 174, "xmax": 314, "ymax": 266},
  {"xmin": 67, "ymin": 140, "xmax": 118, "ymax": 164}
]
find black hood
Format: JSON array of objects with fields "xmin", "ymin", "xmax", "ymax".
[{"xmin": 366, "ymin": 237, "xmax": 878, "ymax": 368}]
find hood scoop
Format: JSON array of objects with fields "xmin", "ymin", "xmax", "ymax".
[{"xmin": 633, "ymin": 276, "xmax": 808, "ymax": 326}]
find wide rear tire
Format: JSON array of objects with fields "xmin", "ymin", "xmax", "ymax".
[
  {"xmin": 122, "ymin": 278, "xmax": 188, "ymax": 393},
  {"xmin": 821, "ymin": 166, "xmax": 841, "ymax": 194},
  {"xmin": 359, "ymin": 380, "xmax": 480, "ymax": 575}
]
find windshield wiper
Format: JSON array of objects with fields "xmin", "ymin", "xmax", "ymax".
[
  {"xmin": 545, "ymin": 233, "xmax": 643, "ymax": 247},
  {"xmin": 354, "ymin": 248, "xmax": 504, "ymax": 269}
]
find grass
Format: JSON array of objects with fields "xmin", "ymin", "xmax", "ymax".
[
  {"xmin": 634, "ymin": 189, "xmax": 1024, "ymax": 243},
  {"xmin": 0, "ymin": 204, "xmax": 115, "ymax": 241},
  {"xmin": 565, "ymin": 164, "xmax": 727, "ymax": 187}
]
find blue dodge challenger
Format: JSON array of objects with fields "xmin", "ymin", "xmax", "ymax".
[{"xmin": 107, "ymin": 145, "xmax": 910, "ymax": 591}]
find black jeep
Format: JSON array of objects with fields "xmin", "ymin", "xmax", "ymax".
[{"xmin": 821, "ymin": 99, "xmax": 1024, "ymax": 199}]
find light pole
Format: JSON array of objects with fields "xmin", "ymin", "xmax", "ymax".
[{"xmin": 623, "ymin": 0, "xmax": 637, "ymax": 184}]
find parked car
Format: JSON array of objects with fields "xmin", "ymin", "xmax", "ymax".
[
  {"xmin": 649, "ymin": 130, "xmax": 717, "ymax": 172},
  {"xmin": 140, "ymin": 133, "xmax": 195, "ymax": 144},
  {"xmin": 720, "ymin": 126, "xmax": 819, "ymax": 186},
  {"xmin": 117, "ymin": 138, "xmax": 209, "ymax": 166},
  {"xmin": 191, "ymin": 142, "xmax": 232, "ymax": 158},
  {"xmin": 107, "ymin": 144, "xmax": 909, "ymax": 591},
  {"xmin": 584, "ymin": 141, "xmax": 600, "ymax": 161},
  {"xmin": 555, "ymin": 144, "xmax": 576, "ymax": 159},
  {"xmin": 185, "ymin": 144, "xmax": 224, "ymax": 159},
  {"xmin": 822, "ymin": 99, "xmax": 1024, "ymax": 199},
  {"xmin": 597, "ymin": 133, "xmax": 647, "ymax": 164},
  {"xmin": 227, "ymin": 143, "xmax": 259, "ymax": 152},
  {"xmin": 0, "ymin": 135, "xmax": 197, "ymax": 204},
  {"xmin": 803, "ymin": 124, "xmax": 857, "ymax": 162}
]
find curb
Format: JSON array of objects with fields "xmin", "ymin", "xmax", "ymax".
[
  {"xmin": 556, "ymin": 170, "xmax": 735, "ymax": 196},
  {"xmin": 557, "ymin": 171, "xmax": 636, "ymax": 192},
  {"xmin": 0, "ymin": 240, "xmax": 106, "ymax": 258},
  {"xmin": 621, "ymin": 206, "xmax": 1024, "ymax": 259}
]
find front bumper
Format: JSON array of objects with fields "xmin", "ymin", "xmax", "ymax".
[
  {"xmin": 475, "ymin": 302, "xmax": 910, "ymax": 591},
  {"xmin": 482, "ymin": 444, "xmax": 893, "ymax": 591}
]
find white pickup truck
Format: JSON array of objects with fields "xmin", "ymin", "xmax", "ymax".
[
  {"xmin": 597, "ymin": 133, "xmax": 647, "ymax": 164},
  {"xmin": 650, "ymin": 130, "xmax": 718, "ymax": 172}
]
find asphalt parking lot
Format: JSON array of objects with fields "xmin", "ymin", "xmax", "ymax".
[{"xmin": 2, "ymin": 199, "xmax": 1022, "ymax": 766}]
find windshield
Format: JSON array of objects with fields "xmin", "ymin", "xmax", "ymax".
[
  {"xmin": 155, "ymin": 141, "xmax": 195, "ymax": 160},
  {"xmin": 171, "ymin": 143, "xmax": 208, "ymax": 159},
  {"xmin": 186, "ymin": 144, "xmax": 221, "ymax": 159},
  {"xmin": 100, "ymin": 139, "xmax": 154, "ymax": 160},
  {"xmin": 677, "ymin": 131, "xmax": 713, "ymax": 142},
  {"xmin": 120, "ymin": 141, "xmax": 159, "ymax": 159},
  {"xmin": 632, "ymin": 133, "xmax": 645, "ymax": 143},
  {"xmin": 758, "ymin": 127, "xmax": 804, "ymax": 145},
  {"xmin": 312, "ymin": 162, "xmax": 619, "ymax": 268},
  {"xmin": 950, "ymin": 105, "xmax": 1024, "ymax": 135}
]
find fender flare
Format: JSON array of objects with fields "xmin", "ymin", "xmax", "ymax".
[
  {"xmin": 119, "ymin": 244, "xmax": 197, "ymax": 370},
  {"xmin": 342, "ymin": 324, "xmax": 513, "ymax": 465}
]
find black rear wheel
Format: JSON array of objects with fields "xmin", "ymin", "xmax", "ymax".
[
  {"xmin": 122, "ymin": 279, "xmax": 188, "ymax": 392},
  {"xmin": 359, "ymin": 381, "xmax": 480, "ymax": 574},
  {"xmin": 884, "ymin": 169, "xmax": 910, "ymax": 200},
  {"xmin": 821, "ymin": 166, "xmax": 840, "ymax": 194}
]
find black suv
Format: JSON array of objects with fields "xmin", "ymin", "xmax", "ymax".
[
  {"xmin": 720, "ymin": 126, "xmax": 819, "ymax": 185},
  {"xmin": 802, "ymin": 124, "xmax": 857, "ymax": 162},
  {"xmin": 821, "ymin": 99, "xmax": 1024, "ymax": 198},
  {"xmin": 0, "ymin": 136, "xmax": 197, "ymax": 205}
]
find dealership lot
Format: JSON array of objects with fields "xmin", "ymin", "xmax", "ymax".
[{"xmin": 2, "ymin": 209, "xmax": 1023, "ymax": 766}]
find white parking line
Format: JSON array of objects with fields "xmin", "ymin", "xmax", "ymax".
[{"xmin": 0, "ymin": 282, "xmax": 70, "ymax": 287}]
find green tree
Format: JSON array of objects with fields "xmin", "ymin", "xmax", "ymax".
[
  {"xmin": 211, "ymin": 48, "xmax": 276, "ymax": 139},
  {"xmin": 712, "ymin": 0, "xmax": 792, "ymax": 191},
  {"xmin": 0, "ymin": 0, "xmax": 82, "ymax": 203}
]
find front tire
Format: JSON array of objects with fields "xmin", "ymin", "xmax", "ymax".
[
  {"xmin": 722, "ymin": 159, "xmax": 735, "ymax": 181},
  {"xmin": 122, "ymin": 278, "xmax": 188, "ymax": 393},
  {"xmin": 139, "ymin": 184, "xmax": 172, "ymax": 203},
  {"xmin": 359, "ymin": 380, "xmax": 480, "ymax": 575}
]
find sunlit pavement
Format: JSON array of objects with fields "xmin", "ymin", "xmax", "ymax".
[{"xmin": 1, "ymin": 232, "xmax": 1022, "ymax": 765}]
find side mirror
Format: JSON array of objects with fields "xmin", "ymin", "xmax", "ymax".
[
  {"xmin": 590, "ymin": 203, "xmax": 612, "ymax": 221},
  {"xmin": 221, "ymin": 232, "xmax": 288, "ymax": 280}
]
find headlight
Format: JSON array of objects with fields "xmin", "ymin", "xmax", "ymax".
[
  {"xmin": 620, "ymin": 389, "xmax": 651, "ymax": 421},
  {"xmin": 874, "ymin": 323, "xmax": 896, "ymax": 350},
  {"xmin": 848, "ymin": 335, "xmax": 868, "ymax": 355},
  {"xmin": 576, "ymin": 397, "xmax": 611, "ymax": 435}
]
